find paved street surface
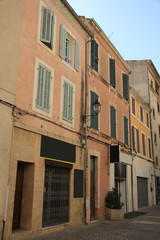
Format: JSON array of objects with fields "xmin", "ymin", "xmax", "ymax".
[{"xmin": 27, "ymin": 206, "xmax": 160, "ymax": 240}]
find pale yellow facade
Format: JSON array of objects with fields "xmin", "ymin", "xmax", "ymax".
[{"xmin": 130, "ymin": 88, "xmax": 156, "ymax": 210}]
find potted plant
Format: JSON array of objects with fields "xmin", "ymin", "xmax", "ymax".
[{"xmin": 105, "ymin": 188, "xmax": 124, "ymax": 220}]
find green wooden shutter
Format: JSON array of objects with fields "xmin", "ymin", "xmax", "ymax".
[
  {"xmin": 43, "ymin": 70, "xmax": 51, "ymax": 111},
  {"xmin": 94, "ymin": 41, "xmax": 98, "ymax": 72},
  {"xmin": 124, "ymin": 116, "xmax": 128, "ymax": 145},
  {"xmin": 123, "ymin": 74, "xmax": 128, "ymax": 100},
  {"xmin": 90, "ymin": 91, "xmax": 98, "ymax": 130},
  {"xmin": 74, "ymin": 40, "xmax": 79, "ymax": 71},
  {"xmin": 59, "ymin": 25, "xmax": 66, "ymax": 59},
  {"xmin": 63, "ymin": 81, "xmax": 73, "ymax": 123},
  {"xmin": 91, "ymin": 40, "xmax": 98, "ymax": 72},
  {"xmin": 36, "ymin": 63, "xmax": 51, "ymax": 112},
  {"xmin": 50, "ymin": 13, "xmax": 54, "ymax": 49},
  {"xmin": 110, "ymin": 106, "xmax": 116, "ymax": 139},
  {"xmin": 63, "ymin": 81, "xmax": 68, "ymax": 120},
  {"xmin": 40, "ymin": 6, "xmax": 53, "ymax": 44},
  {"xmin": 68, "ymin": 85, "xmax": 73, "ymax": 122},
  {"xmin": 110, "ymin": 59, "xmax": 116, "ymax": 88}
]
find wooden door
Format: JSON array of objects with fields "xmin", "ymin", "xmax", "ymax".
[{"xmin": 12, "ymin": 162, "xmax": 24, "ymax": 230}]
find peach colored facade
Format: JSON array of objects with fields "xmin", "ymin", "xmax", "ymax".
[
  {"xmin": 1, "ymin": 0, "xmax": 93, "ymax": 239},
  {"xmin": 81, "ymin": 18, "xmax": 132, "ymax": 218},
  {"xmin": 0, "ymin": 1, "xmax": 134, "ymax": 240}
]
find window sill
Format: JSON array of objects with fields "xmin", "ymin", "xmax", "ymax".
[
  {"xmin": 62, "ymin": 59, "xmax": 76, "ymax": 72},
  {"xmin": 32, "ymin": 105, "xmax": 52, "ymax": 119},
  {"xmin": 37, "ymin": 40, "xmax": 55, "ymax": 56}
]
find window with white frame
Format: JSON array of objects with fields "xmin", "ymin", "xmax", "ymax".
[
  {"xmin": 62, "ymin": 80, "xmax": 74, "ymax": 123},
  {"xmin": 140, "ymin": 105, "xmax": 143, "ymax": 122},
  {"xmin": 131, "ymin": 96, "xmax": 136, "ymax": 115},
  {"xmin": 132, "ymin": 125, "xmax": 140, "ymax": 153},
  {"xmin": 142, "ymin": 132, "xmax": 146, "ymax": 156},
  {"xmin": 36, "ymin": 63, "xmax": 52, "ymax": 113},
  {"xmin": 59, "ymin": 25, "xmax": 79, "ymax": 71},
  {"xmin": 40, "ymin": 5, "xmax": 55, "ymax": 50},
  {"xmin": 146, "ymin": 112, "xmax": 150, "ymax": 128}
]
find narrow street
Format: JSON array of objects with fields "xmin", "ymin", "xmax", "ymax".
[{"xmin": 27, "ymin": 206, "xmax": 160, "ymax": 240}]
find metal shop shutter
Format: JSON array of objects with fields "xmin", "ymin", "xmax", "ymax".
[
  {"xmin": 42, "ymin": 165, "xmax": 69, "ymax": 227},
  {"xmin": 137, "ymin": 177, "xmax": 148, "ymax": 208}
]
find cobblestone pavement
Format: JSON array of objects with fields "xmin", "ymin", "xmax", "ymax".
[{"xmin": 27, "ymin": 206, "xmax": 160, "ymax": 240}]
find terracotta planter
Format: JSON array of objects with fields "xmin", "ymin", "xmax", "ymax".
[{"xmin": 105, "ymin": 207, "xmax": 124, "ymax": 221}]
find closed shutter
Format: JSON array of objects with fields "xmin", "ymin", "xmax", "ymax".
[
  {"xmin": 148, "ymin": 138, "xmax": 152, "ymax": 159},
  {"xmin": 59, "ymin": 25, "xmax": 66, "ymax": 59},
  {"xmin": 132, "ymin": 97, "xmax": 135, "ymax": 115},
  {"xmin": 110, "ymin": 59, "xmax": 116, "ymax": 88},
  {"xmin": 74, "ymin": 40, "xmax": 79, "ymax": 71},
  {"xmin": 68, "ymin": 85, "xmax": 73, "ymax": 122},
  {"xmin": 36, "ymin": 63, "xmax": 51, "ymax": 112},
  {"xmin": 63, "ymin": 81, "xmax": 73, "ymax": 123},
  {"xmin": 90, "ymin": 91, "xmax": 98, "ymax": 130},
  {"xmin": 132, "ymin": 126, "xmax": 135, "ymax": 151},
  {"xmin": 137, "ymin": 177, "xmax": 148, "ymax": 208},
  {"xmin": 136, "ymin": 129, "xmax": 140, "ymax": 153},
  {"xmin": 110, "ymin": 106, "xmax": 116, "ymax": 139},
  {"xmin": 40, "ymin": 6, "xmax": 54, "ymax": 45},
  {"xmin": 142, "ymin": 133, "xmax": 146, "ymax": 155},
  {"xmin": 124, "ymin": 116, "xmax": 128, "ymax": 145},
  {"xmin": 91, "ymin": 40, "xmax": 98, "ymax": 72},
  {"xmin": 123, "ymin": 74, "xmax": 128, "ymax": 100}
]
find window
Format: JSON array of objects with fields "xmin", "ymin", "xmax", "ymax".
[
  {"xmin": 157, "ymin": 102, "xmax": 160, "ymax": 113},
  {"xmin": 62, "ymin": 80, "xmax": 74, "ymax": 123},
  {"xmin": 151, "ymin": 80, "xmax": 153, "ymax": 89},
  {"xmin": 123, "ymin": 74, "xmax": 129, "ymax": 100},
  {"xmin": 91, "ymin": 40, "xmax": 98, "ymax": 72},
  {"xmin": 155, "ymin": 80, "xmax": 159, "ymax": 95},
  {"xmin": 124, "ymin": 116, "xmax": 129, "ymax": 145},
  {"xmin": 132, "ymin": 126, "xmax": 140, "ymax": 153},
  {"xmin": 156, "ymin": 157, "xmax": 158, "ymax": 167},
  {"xmin": 131, "ymin": 96, "xmax": 136, "ymax": 115},
  {"xmin": 59, "ymin": 25, "xmax": 79, "ymax": 71},
  {"xmin": 148, "ymin": 137, "xmax": 152, "ymax": 159},
  {"xmin": 90, "ymin": 91, "xmax": 99, "ymax": 130},
  {"xmin": 140, "ymin": 105, "xmax": 143, "ymax": 122},
  {"xmin": 146, "ymin": 112, "xmax": 149, "ymax": 128},
  {"xmin": 142, "ymin": 133, "xmax": 146, "ymax": 156},
  {"xmin": 110, "ymin": 106, "xmax": 116, "ymax": 139},
  {"xmin": 40, "ymin": 6, "xmax": 54, "ymax": 49},
  {"xmin": 110, "ymin": 59, "xmax": 116, "ymax": 88},
  {"xmin": 36, "ymin": 63, "xmax": 51, "ymax": 112},
  {"xmin": 153, "ymin": 108, "xmax": 155, "ymax": 118},
  {"xmin": 154, "ymin": 133, "xmax": 157, "ymax": 145}
]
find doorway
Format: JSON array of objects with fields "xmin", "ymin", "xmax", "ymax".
[
  {"xmin": 12, "ymin": 161, "xmax": 34, "ymax": 231},
  {"xmin": 90, "ymin": 156, "xmax": 95, "ymax": 220},
  {"xmin": 12, "ymin": 162, "xmax": 24, "ymax": 230},
  {"xmin": 42, "ymin": 165, "xmax": 70, "ymax": 227}
]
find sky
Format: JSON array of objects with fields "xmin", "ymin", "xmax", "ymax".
[{"xmin": 67, "ymin": 0, "xmax": 160, "ymax": 74}]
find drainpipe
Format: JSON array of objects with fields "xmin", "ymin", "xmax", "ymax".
[
  {"xmin": 129, "ymin": 92, "xmax": 134, "ymax": 211},
  {"xmin": 147, "ymin": 65, "xmax": 156, "ymax": 204},
  {"xmin": 84, "ymin": 38, "xmax": 94, "ymax": 224}
]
